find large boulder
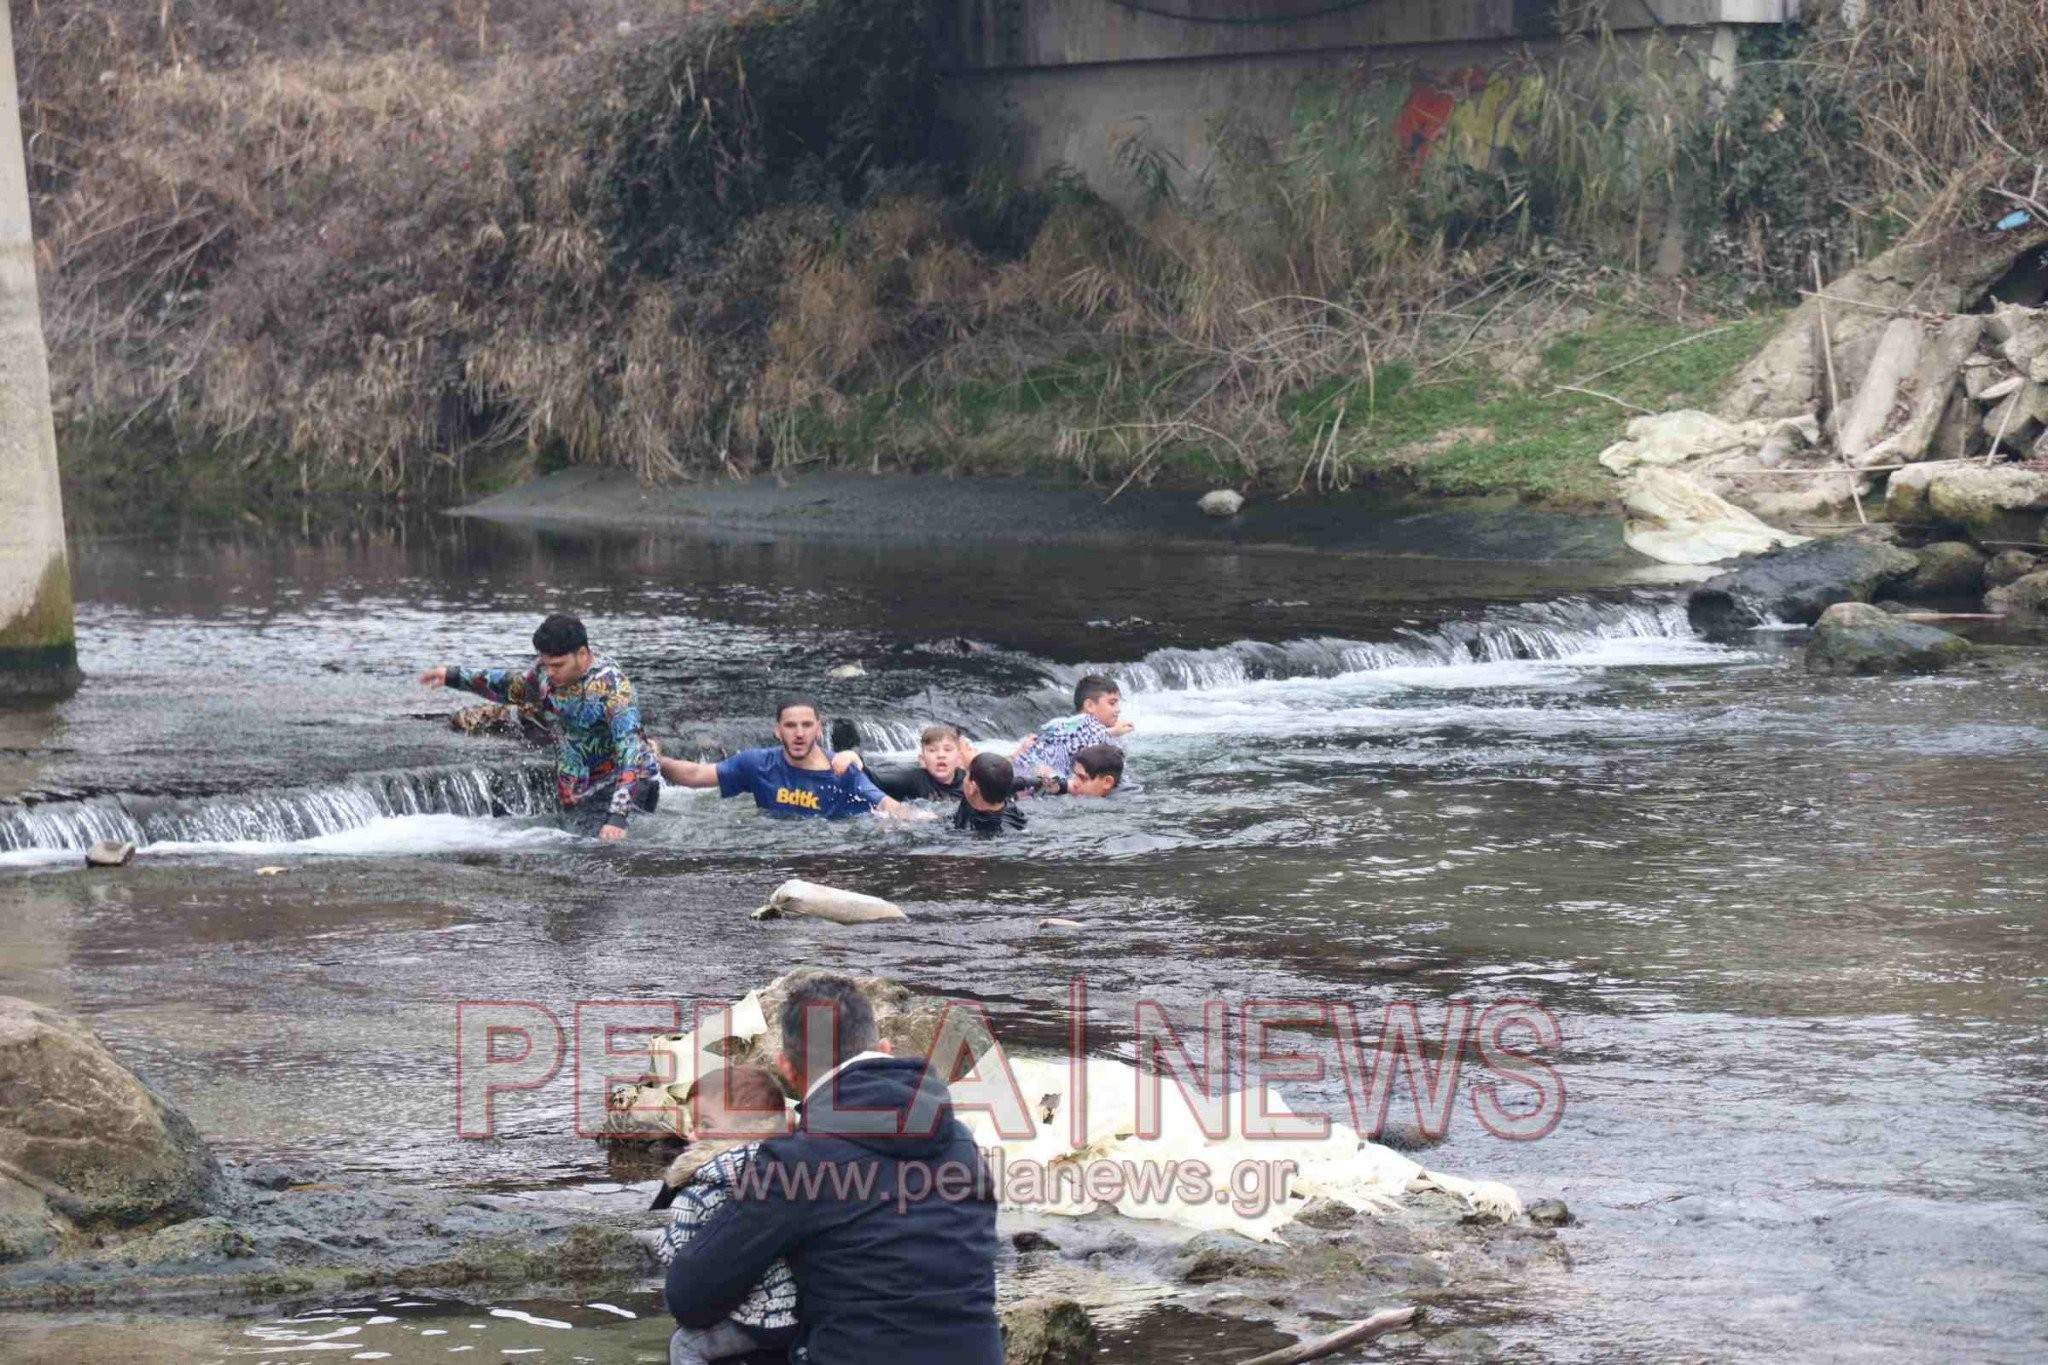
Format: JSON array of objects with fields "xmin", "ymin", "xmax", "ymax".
[
  {"xmin": 1805, "ymin": 602, "xmax": 1972, "ymax": 675},
  {"xmin": 1687, "ymin": 529, "xmax": 1919, "ymax": 638},
  {"xmin": 1920, "ymin": 465, "xmax": 2048, "ymax": 543},
  {"xmin": 0, "ymin": 997, "xmax": 218, "ymax": 1261},
  {"xmin": 1896, "ymin": 541, "xmax": 1988, "ymax": 599},
  {"xmin": 1986, "ymin": 570, "xmax": 2048, "ymax": 621}
]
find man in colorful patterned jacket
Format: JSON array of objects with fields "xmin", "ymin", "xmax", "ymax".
[{"xmin": 419, "ymin": 614, "xmax": 659, "ymax": 840}]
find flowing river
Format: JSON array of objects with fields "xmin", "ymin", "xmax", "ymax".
[{"xmin": 2, "ymin": 488, "xmax": 2045, "ymax": 1363}]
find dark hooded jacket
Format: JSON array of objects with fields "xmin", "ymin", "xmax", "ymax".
[{"xmin": 663, "ymin": 1056, "xmax": 1001, "ymax": 1365}]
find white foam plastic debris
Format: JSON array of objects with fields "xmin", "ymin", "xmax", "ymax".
[
  {"xmin": 750, "ymin": 879, "xmax": 905, "ymax": 924},
  {"xmin": 1621, "ymin": 466, "xmax": 1808, "ymax": 565},
  {"xmin": 957, "ymin": 1055, "xmax": 1522, "ymax": 1242},
  {"xmin": 584, "ymin": 1303, "xmax": 637, "ymax": 1319},
  {"xmin": 488, "ymin": 1309, "xmax": 572, "ymax": 1330}
]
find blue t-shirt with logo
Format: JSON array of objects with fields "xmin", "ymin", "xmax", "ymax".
[{"xmin": 714, "ymin": 747, "xmax": 889, "ymax": 819}]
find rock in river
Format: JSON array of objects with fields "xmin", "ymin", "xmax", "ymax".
[
  {"xmin": 1920, "ymin": 464, "xmax": 2048, "ymax": 543},
  {"xmin": 1986, "ymin": 549, "xmax": 2041, "ymax": 588},
  {"xmin": 1986, "ymin": 569, "xmax": 2048, "ymax": 621},
  {"xmin": 1897, "ymin": 541, "xmax": 1988, "ymax": 598},
  {"xmin": 0, "ymin": 996, "xmax": 218, "ymax": 1262},
  {"xmin": 1198, "ymin": 488, "xmax": 1245, "ymax": 518},
  {"xmin": 1000, "ymin": 1296, "xmax": 1099, "ymax": 1365},
  {"xmin": 1687, "ymin": 528, "xmax": 1919, "ymax": 638},
  {"xmin": 1804, "ymin": 602, "xmax": 1972, "ymax": 675}
]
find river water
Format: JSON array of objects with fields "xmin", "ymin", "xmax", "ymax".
[{"xmin": 2, "ymin": 496, "xmax": 2045, "ymax": 1363}]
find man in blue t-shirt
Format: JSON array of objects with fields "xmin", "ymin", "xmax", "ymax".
[{"xmin": 657, "ymin": 696, "xmax": 926, "ymax": 821}]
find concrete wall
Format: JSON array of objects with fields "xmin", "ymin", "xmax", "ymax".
[
  {"xmin": 939, "ymin": 0, "xmax": 1796, "ymax": 203},
  {"xmin": 0, "ymin": 4, "xmax": 80, "ymax": 700}
]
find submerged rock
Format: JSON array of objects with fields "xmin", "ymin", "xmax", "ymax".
[
  {"xmin": 1294, "ymin": 1197, "xmax": 1360, "ymax": 1230},
  {"xmin": 1804, "ymin": 602, "xmax": 1971, "ymax": 675},
  {"xmin": 999, "ymin": 1296, "xmax": 1098, "ymax": 1365},
  {"xmin": 1986, "ymin": 569, "xmax": 2048, "ymax": 621},
  {"xmin": 117, "ymin": 1216, "xmax": 255, "ymax": 1266},
  {"xmin": 1687, "ymin": 529, "xmax": 1919, "ymax": 638},
  {"xmin": 1179, "ymin": 1231, "xmax": 1285, "ymax": 1283},
  {"xmin": 0, "ymin": 996, "xmax": 218, "ymax": 1262},
  {"xmin": 1525, "ymin": 1198, "xmax": 1574, "ymax": 1228},
  {"xmin": 1898, "ymin": 541, "xmax": 1988, "ymax": 598},
  {"xmin": 1986, "ymin": 548, "xmax": 2041, "ymax": 588}
]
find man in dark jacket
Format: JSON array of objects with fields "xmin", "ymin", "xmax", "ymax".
[{"xmin": 664, "ymin": 974, "xmax": 1002, "ymax": 1365}]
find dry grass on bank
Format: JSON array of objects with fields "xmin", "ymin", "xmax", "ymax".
[{"xmin": 20, "ymin": 0, "xmax": 2048, "ymax": 506}]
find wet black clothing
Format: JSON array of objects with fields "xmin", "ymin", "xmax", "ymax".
[
  {"xmin": 951, "ymin": 797, "xmax": 1026, "ymax": 835},
  {"xmin": 559, "ymin": 777, "xmax": 660, "ymax": 837},
  {"xmin": 663, "ymin": 1057, "xmax": 1002, "ymax": 1365},
  {"xmin": 870, "ymin": 764, "xmax": 964, "ymax": 803}
]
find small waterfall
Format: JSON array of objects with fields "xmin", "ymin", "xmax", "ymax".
[
  {"xmin": 0, "ymin": 763, "xmax": 557, "ymax": 854},
  {"xmin": 1063, "ymin": 597, "xmax": 1695, "ymax": 695},
  {"xmin": 804, "ymin": 596, "xmax": 1699, "ymax": 751}
]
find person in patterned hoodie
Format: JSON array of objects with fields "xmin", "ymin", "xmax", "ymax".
[
  {"xmin": 1009, "ymin": 674, "xmax": 1132, "ymax": 793},
  {"xmin": 653, "ymin": 1065, "xmax": 798, "ymax": 1365},
  {"xmin": 419, "ymin": 614, "xmax": 660, "ymax": 840}
]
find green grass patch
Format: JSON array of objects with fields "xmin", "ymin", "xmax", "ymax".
[{"xmin": 793, "ymin": 308, "xmax": 1785, "ymax": 506}]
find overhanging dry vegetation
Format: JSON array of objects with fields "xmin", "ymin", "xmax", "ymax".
[{"xmin": 18, "ymin": 0, "xmax": 2048, "ymax": 505}]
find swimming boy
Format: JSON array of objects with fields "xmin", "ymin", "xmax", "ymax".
[
  {"xmin": 953, "ymin": 753, "xmax": 1026, "ymax": 834},
  {"xmin": 867, "ymin": 724, "xmax": 972, "ymax": 803},
  {"xmin": 657, "ymin": 696, "xmax": 925, "ymax": 820},
  {"xmin": 1027, "ymin": 743, "xmax": 1124, "ymax": 798},
  {"xmin": 1011, "ymin": 675, "xmax": 1131, "ymax": 792},
  {"xmin": 418, "ymin": 614, "xmax": 658, "ymax": 840}
]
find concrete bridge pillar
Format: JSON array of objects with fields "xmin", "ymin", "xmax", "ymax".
[{"xmin": 0, "ymin": 3, "xmax": 80, "ymax": 701}]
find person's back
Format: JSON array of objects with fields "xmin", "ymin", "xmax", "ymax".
[
  {"xmin": 951, "ymin": 753, "xmax": 1025, "ymax": 835},
  {"xmin": 663, "ymin": 976, "xmax": 1002, "ymax": 1365}
]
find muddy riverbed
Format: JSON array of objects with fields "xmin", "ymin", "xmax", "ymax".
[{"xmin": 2, "ymin": 479, "xmax": 2045, "ymax": 1362}]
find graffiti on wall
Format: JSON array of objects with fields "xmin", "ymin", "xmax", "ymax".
[{"xmin": 1389, "ymin": 67, "xmax": 1545, "ymax": 172}]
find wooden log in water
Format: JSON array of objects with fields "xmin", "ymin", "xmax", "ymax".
[{"xmin": 1231, "ymin": 1307, "xmax": 1419, "ymax": 1365}]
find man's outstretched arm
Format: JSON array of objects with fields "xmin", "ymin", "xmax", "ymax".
[
  {"xmin": 657, "ymin": 754, "xmax": 723, "ymax": 788},
  {"xmin": 419, "ymin": 663, "xmax": 538, "ymax": 706}
]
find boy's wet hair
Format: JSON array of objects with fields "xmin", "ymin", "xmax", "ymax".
[
  {"xmin": 532, "ymin": 614, "xmax": 588, "ymax": 656},
  {"xmin": 779, "ymin": 973, "xmax": 880, "ymax": 1067},
  {"xmin": 919, "ymin": 723, "xmax": 961, "ymax": 747},
  {"xmin": 1072, "ymin": 744, "xmax": 1124, "ymax": 787},
  {"xmin": 685, "ymin": 1064, "xmax": 789, "ymax": 1134},
  {"xmin": 1074, "ymin": 674, "xmax": 1120, "ymax": 710},
  {"xmin": 967, "ymin": 752, "xmax": 1015, "ymax": 801},
  {"xmin": 775, "ymin": 694, "xmax": 823, "ymax": 723}
]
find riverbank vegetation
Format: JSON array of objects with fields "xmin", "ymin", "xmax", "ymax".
[{"xmin": 21, "ymin": 0, "xmax": 2048, "ymax": 510}]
